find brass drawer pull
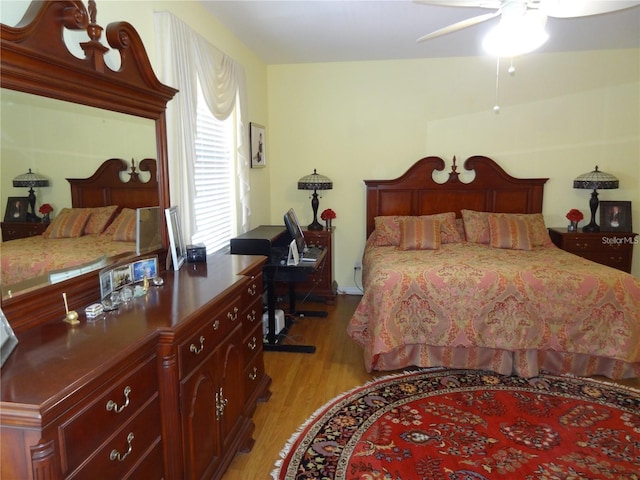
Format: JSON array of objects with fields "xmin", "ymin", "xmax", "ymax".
[
  {"xmin": 215, "ymin": 387, "xmax": 228, "ymax": 420},
  {"xmin": 110, "ymin": 432, "xmax": 134, "ymax": 462},
  {"xmin": 227, "ymin": 306, "xmax": 239, "ymax": 322},
  {"xmin": 248, "ymin": 336, "xmax": 257, "ymax": 350},
  {"xmin": 247, "ymin": 283, "xmax": 257, "ymax": 296},
  {"xmin": 247, "ymin": 310, "xmax": 257, "ymax": 323},
  {"xmin": 190, "ymin": 336, "xmax": 205, "ymax": 355},
  {"xmin": 575, "ymin": 242, "xmax": 589, "ymax": 250},
  {"xmin": 212, "ymin": 319, "xmax": 220, "ymax": 331},
  {"xmin": 249, "ymin": 367, "xmax": 258, "ymax": 381},
  {"xmin": 106, "ymin": 386, "xmax": 131, "ymax": 413}
]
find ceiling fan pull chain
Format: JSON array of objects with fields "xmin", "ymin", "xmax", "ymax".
[{"xmin": 493, "ymin": 56, "xmax": 501, "ymax": 114}]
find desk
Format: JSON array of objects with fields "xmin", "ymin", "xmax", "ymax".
[{"xmin": 230, "ymin": 225, "xmax": 327, "ymax": 353}]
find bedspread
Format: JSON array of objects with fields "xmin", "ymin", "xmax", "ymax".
[
  {"xmin": 1, "ymin": 235, "xmax": 135, "ymax": 286},
  {"xmin": 347, "ymin": 242, "xmax": 640, "ymax": 378}
]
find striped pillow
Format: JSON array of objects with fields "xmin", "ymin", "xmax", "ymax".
[
  {"xmin": 44, "ymin": 209, "xmax": 91, "ymax": 238},
  {"xmin": 103, "ymin": 208, "xmax": 136, "ymax": 242},
  {"xmin": 84, "ymin": 205, "xmax": 119, "ymax": 235},
  {"xmin": 398, "ymin": 217, "xmax": 441, "ymax": 250},
  {"xmin": 488, "ymin": 214, "xmax": 532, "ymax": 250}
]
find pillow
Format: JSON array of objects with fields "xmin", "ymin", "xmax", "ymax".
[
  {"xmin": 103, "ymin": 208, "xmax": 136, "ymax": 242},
  {"xmin": 398, "ymin": 217, "xmax": 441, "ymax": 251},
  {"xmin": 373, "ymin": 212, "xmax": 461, "ymax": 246},
  {"xmin": 488, "ymin": 214, "xmax": 532, "ymax": 250},
  {"xmin": 84, "ymin": 205, "xmax": 119, "ymax": 235},
  {"xmin": 462, "ymin": 210, "xmax": 551, "ymax": 247},
  {"xmin": 43, "ymin": 209, "xmax": 91, "ymax": 239}
]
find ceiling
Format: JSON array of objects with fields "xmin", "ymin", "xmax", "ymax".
[{"xmin": 199, "ymin": 1, "xmax": 640, "ymax": 64}]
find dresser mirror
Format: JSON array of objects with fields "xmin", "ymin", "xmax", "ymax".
[{"xmin": 0, "ymin": 0, "xmax": 177, "ymax": 332}]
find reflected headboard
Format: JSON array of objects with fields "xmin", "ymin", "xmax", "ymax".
[
  {"xmin": 364, "ymin": 155, "xmax": 548, "ymax": 238},
  {"xmin": 68, "ymin": 158, "xmax": 159, "ymax": 209}
]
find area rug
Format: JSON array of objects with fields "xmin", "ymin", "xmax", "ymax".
[{"xmin": 272, "ymin": 368, "xmax": 640, "ymax": 479}]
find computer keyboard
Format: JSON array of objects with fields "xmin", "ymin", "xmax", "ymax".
[{"xmin": 301, "ymin": 246, "xmax": 323, "ymax": 262}]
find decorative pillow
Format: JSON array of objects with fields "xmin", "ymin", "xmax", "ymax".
[
  {"xmin": 373, "ymin": 212, "xmax": 461, "ymax": 246},
  {"xmin": 462, "ymin": 210, "xmax": 551, "ymax": 247},
  {"xmin": 43, "ymin": 209, "xmax": 91, "ymax": 239},
  {"xmin": 399, "ymin": 217, "xmax": 441, "ymax": 251},
  {"xmin": 488, "ymin": 214, "xmax": 532, "ymax": 250},
  {"xmin": 455, "ymin": 218, "xmax": 466, "ymax": 241},
  {"xmin": 84, "ymin": 205, "xmax": 119, "ymax": 235},
  {"xmin": 103, "ymin": 208, "xmax": 136, "ymax": 242}
]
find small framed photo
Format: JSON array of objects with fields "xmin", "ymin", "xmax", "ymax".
[
  {"xmin": 250, "ymin": 122, "xmax": 266, "ymax": 168},
  {"xmin": 99, "ymin": 269, "xmax": 113, "ymax": 300},
  {"xmin": 132, "ymin": 256, "xmax": 158, "ymax": 283},
  {"xmin": 4, "ymin": 197, "xmax": 29, "ymax": 223},
  {"xmin": 112, "ymin": 264, "xmax": 133, "ymax": 289},
  {"xmin": 165, "ymin": 206, "xmax": 186, "ymax": 270},
  {"xmin": 600, "ymin": 201, "xmax": 632, "ymax": 232}
]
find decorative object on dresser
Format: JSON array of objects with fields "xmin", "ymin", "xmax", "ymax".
[
  {"xmin": 600, "ymin": 200, "xmax": 632, "ymax": 233},
  {"xmin": 548, "ymin": 227, "xmax": 637, "ymax": 273},
  {"xmin": 250, "ymin": 122, "xmax": 266, "ymax": 167},
  {"xmin": 320, "ymin": 208, "xmax": 336, "ymax": 230},
  {"xmin": 573, "ymin": 165, "xmax": 619, "ymax": 232},
  {"xmin": 12, "ymin": 168, "xmax": 49, "ymax": 222},
  {"xmin": 39, "ymin": 203, "xmax": 53, "ymax": 223},
  {"xmin": 298, "ymin": 169, "xmax": 333, "ymax": 230},
  {"xmin": 165, "ymin": 206, "xmax": 187, "ymax": 270},
  {"xmin": 3, "ymin": 196, "xmax": 29, "ymax": 223},
  {"xmin": 565, "ymin": 208, "xmax": 583, "ymax": 232}
]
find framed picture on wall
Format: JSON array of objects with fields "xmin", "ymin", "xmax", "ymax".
[
  {"xmin": 4, "ymin": 197, "xmax": 29, "ymax": 223},
  {"xmin": 600, "ymin": 201, "xmax": 632, "ymax": 232},
  {"xmin": 250, "ymin": 122, "xmax": 266, "ymax": 168}
]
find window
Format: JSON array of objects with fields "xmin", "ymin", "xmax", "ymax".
[{"xmin": 191, "ymin": 81, "xmax": 237, "ymax": 253}]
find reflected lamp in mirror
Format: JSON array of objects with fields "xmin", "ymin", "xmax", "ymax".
[
  {"xmin": 297, "ymin": 169, "xmax": 333, "ymax": 231},
  {"xmin": 573, "ymin": 166, "xmax": 619, "ymax": 232},
  {"xmin": 12, "ymin": 168, "xmax": 49, "ymax": 222}
]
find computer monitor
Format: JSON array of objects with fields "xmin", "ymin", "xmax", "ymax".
[{"xmin": 284, "ymin": 208, "xmax": 306, "ymax": 256}]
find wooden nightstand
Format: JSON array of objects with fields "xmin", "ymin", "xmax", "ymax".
[
  {"xmin": 275, "ymin": 228, "xmax": 337, "ymax": 304},
  {"xmin": 548, "ymin": 227, "xmax": 637, "ymax": 273},
  {"xmin": 1, "ymin": 221, "xmax": 48, "ymax": 241}
]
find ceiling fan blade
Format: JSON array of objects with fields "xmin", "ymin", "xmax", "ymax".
[
  {"xmin": 414, "ymin": 0, "xmax": 501, "ymax": 8},
  {"xmin": 417, "ymin": 11, "xmax": 501, "ymax": 42},
  {"xmin": 540, "ymin": 0, "xmax": 640, "ymax": 18}
]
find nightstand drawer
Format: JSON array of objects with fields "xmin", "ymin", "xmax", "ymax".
[{"xmin": 561, "ymin": 235, "xmax": 607, "ymax": 252}]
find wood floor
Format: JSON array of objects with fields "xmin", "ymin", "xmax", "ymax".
[{"xmin": 222, "ymin": 294, "xmax": 639, "ymax": 480}]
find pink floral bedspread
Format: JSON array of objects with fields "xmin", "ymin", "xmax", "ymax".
[
  {"xmin": 347, "ymin": 241, "xmax": 640, "ymax": 378},
  {"xmin": 1, "ymin": 235, "xmax": 135, "ymax": 286}
]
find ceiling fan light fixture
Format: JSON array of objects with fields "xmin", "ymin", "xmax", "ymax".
[{"xmin": 482, "ymin": 11, "xmax": 549, "ymax": 57}]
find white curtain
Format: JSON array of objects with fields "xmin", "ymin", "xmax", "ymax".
[{"xmin": 154, "ymin": 11, "xmax": 251, "ymax": 242}]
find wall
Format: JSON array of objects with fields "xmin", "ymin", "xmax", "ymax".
[{"xmin": 267, "ymin": 49, "xmax": 640, "ymax": 290}]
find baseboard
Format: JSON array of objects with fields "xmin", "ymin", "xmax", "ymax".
[{"xmin": 338, "ymin": 287, "xmax": 363, "ymax": 295}]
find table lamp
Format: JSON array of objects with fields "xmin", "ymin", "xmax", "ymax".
[
  {"xmin": 573, "ymin": 166, "xmax": 618, "ymax": 232},
  {"xmin": 298, "ymin": 169, "xmax": 333, "ymax": 231},
  {"xmin": 12, "ymin": 168, "xmax": 49, "ymax": 222}
]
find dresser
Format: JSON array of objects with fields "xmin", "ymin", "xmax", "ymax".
[
  {"xmin": 1, "ymin": 221, "xmax": 48, "ymax": 241},
  {"xmin": 548, "ymin": 227, "xmax": 637, "ymax": 273},
  {"xmin": 0, "ymin": 254, "xmax": 271, "ymax": 480}
]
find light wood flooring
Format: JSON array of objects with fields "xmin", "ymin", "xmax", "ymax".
[{"xmin": 222, "ymin": 294, "xmax": 639, "ymax": 480}]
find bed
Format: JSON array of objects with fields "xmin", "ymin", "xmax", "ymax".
[
  {"xmin": 1, "ymin": 158, "xmax": 159, "ymax": 289},
  {"xmin": 347, "ymin": 155, "xmax": 640, "ymax": 379}
]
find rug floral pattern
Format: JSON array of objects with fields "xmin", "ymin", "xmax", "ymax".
[{"xmin": 273, "ymin": 369, "xmax": 640, "ymax": 479}]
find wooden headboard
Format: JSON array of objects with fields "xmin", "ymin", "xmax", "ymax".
[
  {"xmin": 365, "ymin": 155, "xmax": 548, "ymax": 238},
  {"xmin": 68, "ymin": 158, "xmax": 159, "ymax": 209}
]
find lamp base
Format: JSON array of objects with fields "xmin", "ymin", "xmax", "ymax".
[
  {"xmin": 582, "ymin": 222, "xmax": 599, "ymax": 233},
  {"xmin": 307, "ymin": 220, "xmax": 323, "ymax": 231}
]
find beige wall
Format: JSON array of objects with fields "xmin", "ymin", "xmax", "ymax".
[{"xmin": 267, "ymin": 50, "xmax": 640, "ymax": 288}]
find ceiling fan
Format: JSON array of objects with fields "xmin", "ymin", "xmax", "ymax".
[{"xmin": 416, "ymin": 0, "xmax": 640, "ymax": 56}]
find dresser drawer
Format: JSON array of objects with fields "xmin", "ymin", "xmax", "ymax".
[
  {"xmin": 241, "ymin": 271, "xmax": 263, "ymax": 306},
  {"xmin": 67, "ymin": 396, "xmax": 162, "ymax": 479},
  {"xmin": 59, "ymin": 355, "xmax": 158, "ymax": 474},
  {"xmin": 242, "ymin": 321, "xmax": 262, "ymax": 363},
  {"xmin": 561, "ymin": 235, "xmax": 606, "ymax": 252},
  {"xmin": 179, "ymin": 295, "xmax": 241, "ymax": 377},
  {"xmin": 580, "ymin": 251, "xmax": 631, "ymax": 271}
]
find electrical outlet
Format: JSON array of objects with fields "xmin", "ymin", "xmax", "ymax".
[{"xmin": 354, "ymin": 260, "xmax": 362, "ymax": 270}]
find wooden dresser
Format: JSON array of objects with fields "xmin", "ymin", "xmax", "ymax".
[
  {"xmin": 0, "ymin": 254, "xmax": 271, "ymax": 480},
  {"xmin": 548, "ymin": 227, "xmax": 637, "ymax": 273},
  {"xmin": 1, "ymin": 221, "xmax": 48, "ymax": 241}
]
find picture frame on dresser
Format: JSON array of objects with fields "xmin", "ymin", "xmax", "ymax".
[
  {"xmin": 3, "ymin": 197, "xmax": 28, "ymax": 223},
  {"xmin": 166, "ymin": 206, "xmax": 186, "ymax": 270},
  {"xmin": 0, "ymin": 308, "xmax": 18, "ymax": 367},
  {"xmin": 600, "ymin": 200, "xmax": 632, "ymax": 232}
]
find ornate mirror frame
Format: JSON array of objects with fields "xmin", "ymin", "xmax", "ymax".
[{"xmin": 1, "ymin": 0, "xmax": 177, "ymax": 333}]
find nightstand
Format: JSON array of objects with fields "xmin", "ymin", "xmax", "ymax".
[
  {"xmin": 1, "ymin": 221, "xmax": 48, "ymax": 241},
  {"xmin": 548, "ymin": 227, "xmax": 637, "ymax": 273},
  {"xmin": 275, "ymin": 228, "xmax": 337, "ymax": 304}
]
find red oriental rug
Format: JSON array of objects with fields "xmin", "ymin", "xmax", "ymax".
[{"xmin": 272, "ymin": 369, "xmax": 640, "ymax": 480}]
